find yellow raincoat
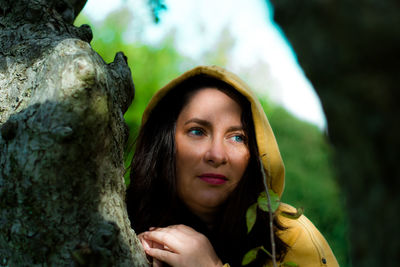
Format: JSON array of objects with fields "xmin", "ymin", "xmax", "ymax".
[{"xmin": 142, "ymin": 65, "xmax": 339, "ymax": 267}]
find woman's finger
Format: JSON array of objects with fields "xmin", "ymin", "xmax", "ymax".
[
  {"xmin": 145, "ymin": 246, "xmax": 178, "ymax": 266},
  {"xmin": 142, "ymin": 229, "xmax": 182, "ymax": 251},
  {"xmin": 147, "ymin": 225, "xmax": 197, "ymax": 242},
  {"xmin": 138, "ymin": 234, "xmax": 151, "ymax": 250}
]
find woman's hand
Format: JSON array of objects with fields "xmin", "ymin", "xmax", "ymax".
[
  {"xmin": 138, "ymin": 232, "xmax": 164, "ymax": 267},
  {"xmin": 139, "ymin": 224, "xmax": 223, "ymax": 267}
]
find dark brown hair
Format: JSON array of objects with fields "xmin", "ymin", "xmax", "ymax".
[{"xmin": 126, "ymin": 75, "xmax": 287, "ymax": 266}]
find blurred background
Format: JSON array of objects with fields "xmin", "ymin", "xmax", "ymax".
[{"xmin": 75, "ymin": 0, "xmax": 350, "ymax": 265}]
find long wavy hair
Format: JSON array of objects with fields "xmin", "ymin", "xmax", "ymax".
[{"xmin": 126, "ymin": 75, "xmax": 287, "ymax": 266}]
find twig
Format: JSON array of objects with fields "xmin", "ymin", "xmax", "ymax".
[{"xmin": 260, "ymin": 155, "xmax": 277, "ymax": 267}]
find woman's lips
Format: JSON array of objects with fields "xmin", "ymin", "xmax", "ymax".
[{"xmin": 198, "ymin": 173, "xmax": 228, "ymax": 185}]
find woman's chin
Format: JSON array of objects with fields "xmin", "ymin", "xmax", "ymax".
[{"xmin": 189, "ymin": 195, "xmax": 228, "ymax": 213}]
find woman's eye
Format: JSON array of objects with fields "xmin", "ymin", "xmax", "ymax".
[
  {"xmin": 231, "ymin": 134, "xmax": 246, "ymax": 143},
  {"xmin": 188, "ymin": 128, "xmax": 204, "ymax": 136}
]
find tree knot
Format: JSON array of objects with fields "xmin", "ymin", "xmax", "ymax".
[{"xmin": 0, "ymin": 119, "xmax": 18, "ymax": 141}]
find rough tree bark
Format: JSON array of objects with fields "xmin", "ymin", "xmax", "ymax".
[
  {"xmin": 269, "ymin": 0, "xmax": 400, "ymax": 266},
  {"xmin": 0, "ymin": 0, "xmax": 149, "ymax": 266}
]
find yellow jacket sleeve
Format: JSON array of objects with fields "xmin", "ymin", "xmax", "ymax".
[{"xmin": 277, "ymin": 203, "xmax": 339, "ymax": 267}]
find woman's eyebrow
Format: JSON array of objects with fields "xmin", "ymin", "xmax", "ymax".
[
  {"xmin": 227, "ymin": 126, "xmax": 245, "ymax": 132},
  {"xmin": 184, "ymin": 118, "xmax": 211, "ymax": 127},
  {"xmin": 184, "ymin": 118, "xmax": 244, "ymax": 132}
]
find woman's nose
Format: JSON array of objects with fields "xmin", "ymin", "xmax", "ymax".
[{"xmin": 204, "ymin": 139, "xmax": 228, "ymax": 167}]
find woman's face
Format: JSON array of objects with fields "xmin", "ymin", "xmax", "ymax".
[{"xmin": 175, "ymin": 88, "xmax": 250, "ymax": 222}]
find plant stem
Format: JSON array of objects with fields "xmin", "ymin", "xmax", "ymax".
[{"xmin": 260, "ymin": 156, "xmax": 277, "ymax": 267}]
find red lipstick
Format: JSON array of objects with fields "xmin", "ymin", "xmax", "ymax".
[{"xmin": 198, "ymin": 173, "xmax": 228, "ymax": 185}]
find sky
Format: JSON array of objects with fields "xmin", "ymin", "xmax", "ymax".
[{"xmin": 81, "ymin": 0, "xmax": 326, "ymax": 129}]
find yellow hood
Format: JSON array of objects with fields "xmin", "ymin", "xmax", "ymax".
[{"xmin": 142, "ymin": 65, "xmax": 285, "ymax": 196}]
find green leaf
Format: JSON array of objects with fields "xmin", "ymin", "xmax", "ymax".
[
  {"xmin": 260, "ymin": 246, "xmax": 272, "ymax": 257},
  {"xmin": 241, "ymin": 246, "xmax": 261, "ymax": 265},
  {"xmin": 280, "ymin": 207, "xmax": 304, "ymax": 220},
  {"xmin": 246, "ymin": 203, "xmax": 258, "ymax": 233},
  {"xmin": 281, "ymin": 261, "xmax": 299, "ymax": 267},
  {"xmin": 257, "ymin": 190, "xmax": 280, "ymax": 213},
  {"xmin": 242, "ymin": 246, "xmax": 274, "ymax": 266}
]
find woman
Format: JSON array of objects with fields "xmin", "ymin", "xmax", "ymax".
[{"xmin": 126, "ymin": 66, "xmax": 338, "ymax": 266}]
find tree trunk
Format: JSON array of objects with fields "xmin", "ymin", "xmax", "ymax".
[
  {"xmin": 0, "ymin": 0, "xmax": 149, "ymax": 266},
  {"xmin": 269, "ymin": 0, "xmax": 400, "ymax": 266}
]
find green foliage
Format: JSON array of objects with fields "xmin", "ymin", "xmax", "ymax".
[
  {"xmin": 148, "ymin": 0, "xmax": 167, "ymax": 23},
  {"xmin": 244, "ymin": 190, "xmax": 303, "ymax": 266},
  {"xmin": 245, "ymin": 190, "xmax": 280, "ymax": 234},
  {"xmin": 242, "ymin": 246, "xmax": 260, "ymax": 266},
  {"xmin": 246, "ymin": 203, "xmax": 257, "ymax": 233},
  {"xmin": 280, "ymin": 207, "xmax": 303, "ymax": 220},
  {"xmin": 244, "ymin": 189, "xmax": 281, "ymax": 265},
  {"xmin": 257, "ymin": 190, "xmax": 280, "ymax": 213},
  {"xmin": 242, "ymin": 246, "xmax": 271, "ymax": 266}
]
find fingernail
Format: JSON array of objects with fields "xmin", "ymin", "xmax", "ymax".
[{"xmin": 149, "ymin": 227, "xmax": 155, "ymax": 231}]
